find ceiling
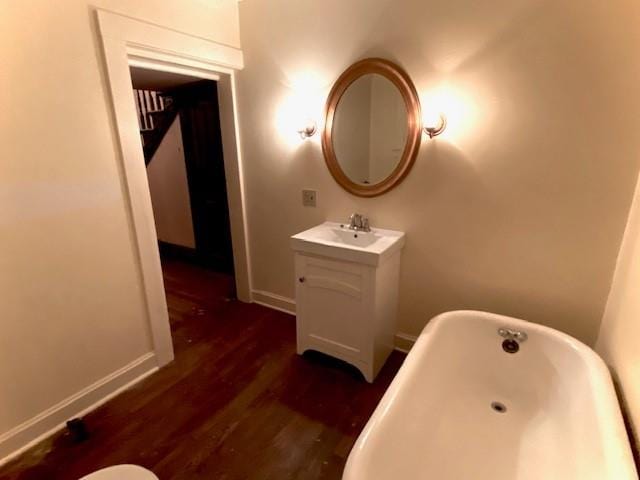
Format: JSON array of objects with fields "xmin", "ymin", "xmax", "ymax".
[{"xmin": 129, "ymin": 67, "xmax": 205, "ymax": 91}]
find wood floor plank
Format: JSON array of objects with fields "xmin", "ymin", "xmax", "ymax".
[{"xmin": 0, "ymin": 260, "xmax": 404, "ymax": 480}]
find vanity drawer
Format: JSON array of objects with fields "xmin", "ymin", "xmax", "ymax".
[{"xmin": 299, "ymin": 255, "xmax": 364, "ymax": 298}]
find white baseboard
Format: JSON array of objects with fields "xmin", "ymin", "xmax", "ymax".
[
  {"xmin": 252, "ymin": 289, "xmax": 296, "ymax": 315},
  {"xmin": 251, "ymin": 289, "xmax": 417, "ymax": 352},
  {"xmin": 394, "ymin": 332, "xmax": 418, "ymax": 353},
  {"xmin": 0, "ymin": 352, "xmax": 158, "ymax": 466}
]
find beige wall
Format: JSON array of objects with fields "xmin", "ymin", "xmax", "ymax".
[
  {"xmin": 334, "ymin": 75, "xmax": 407, "ymax": 185},
  {"xmin": 236, "ymin": 0, "xmax": 640, "ymax": 344},
  {"xmin": 0, "ymin": 0, "xmax": 238, "ymax": 444},
  {"xmin": 369, "ymin": 75, "xmax": 407, "ymax": 184},
  {"xmin": 147, "ymin": 116, "xmax": 196, "ymax": 249},
  {"xmin": 597, "ymin": 173, "xmax": 640, "ymax": 446},
  {"xmin": 333, "ymin": 76, "xmax": 372, "ymax": 183}
]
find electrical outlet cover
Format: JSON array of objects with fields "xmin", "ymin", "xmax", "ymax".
[{"xmin": 302, "ymin": 189, "xmax": 317, "ymax": 207}]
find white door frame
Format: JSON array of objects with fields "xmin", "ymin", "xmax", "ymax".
[{"xmin": 96, "ymin": 10, "xmax": 252, "ymax": 366}]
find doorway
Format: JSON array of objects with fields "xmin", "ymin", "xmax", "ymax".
[
  {"xmin": 97, "ymin": 9, "xmax": 251, "ymax": 366},
  {"xmin": 131, "ymin": 70, "xmax": 235, "ymax": 278}
]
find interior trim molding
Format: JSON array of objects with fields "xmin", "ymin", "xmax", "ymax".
[
  {"xmin": 251, "ymin": 290, "xmax": 417, "ymax": 352},
  {"xmin": 97, "ymin": 11, "xmax": 243, "ymax": 71},
  {"xmin": 252, "ymin": 289, "xmax": 296, "ymax": 315},
  {"xmin": 96, "ymin": 9, "xmax": 252, "ymax": 367},
  {"xmin": 0, "ymin": 353, "xmax": 158, "ymax": 466},
  {"xmin": 394, "ymin": 332, "xmax": 418, "ymax": 353}
]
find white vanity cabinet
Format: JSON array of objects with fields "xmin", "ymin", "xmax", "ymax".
[{"xmin": 291, "ymin": 222, "xmax": 405, "ymax": 382}]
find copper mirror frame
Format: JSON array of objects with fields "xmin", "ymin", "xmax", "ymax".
[{"xmin": 322, "ymin": 58, "xmax": 422, "ymax": 197}]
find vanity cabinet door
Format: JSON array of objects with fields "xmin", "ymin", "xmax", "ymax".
[{"xmin": 295, "ymin": 254, "xmax": 369, "ymax": 359}]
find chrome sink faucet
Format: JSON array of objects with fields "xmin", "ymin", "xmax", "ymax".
[{"xmin": 348, "ymin": 213, "xmax": 371, "ymax": 232}]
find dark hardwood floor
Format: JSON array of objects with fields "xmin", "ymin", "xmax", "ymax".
[{"xmin": 0, "ymin": 260, "xmax": 405, "ymax": 480}]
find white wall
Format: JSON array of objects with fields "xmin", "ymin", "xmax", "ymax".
[
  {"xmin": 236, "ymin": 0, "xmax": 640, "ymax": 345},
  {"xmin": 146, "ymin": 116, "xmax": 196, "ymax": 249},
  {"xmin": 368, "ymin": 75, "xmax": 407, "ymax": 184},
  {"xmin": 334, "ymin": 74, "xmax": 407, "ymax": 185},
  {"xmin": 597, "ymin": 173, "xmax": 640, "ymax": 446},
  {"xmin": 0, "ymin": 0, "xmax": 239, "ymax": 459},
  {"xmin": 333, "ymin": 76, "xmax": 372, "ymax": 183}
]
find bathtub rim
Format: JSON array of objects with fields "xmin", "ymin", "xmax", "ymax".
[
  {"xmin": 343, "ymin": 309, "xmax": 638, "ymax": 480},
  {"xmin": 425, "ymin": 310, "xmax": 604, "ymax": 369}
]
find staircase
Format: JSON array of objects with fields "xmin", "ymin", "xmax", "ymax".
[{"xmin": 133, "ymin": 89, "xmax": 178, "ymax": 164}]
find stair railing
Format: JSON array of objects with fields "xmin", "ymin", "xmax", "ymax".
[{"xmin": 134, "ymin": 89, "xmax": 168, "ymax": 144}]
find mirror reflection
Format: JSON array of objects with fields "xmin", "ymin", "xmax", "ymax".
[{"xmin": 332, "ymin": 74, "xmax": 408, "ymax": 186}]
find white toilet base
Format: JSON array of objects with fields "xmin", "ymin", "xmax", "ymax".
[{"xmin": 79, "ymin": 464, "xmax": 158, "ymax": 480}]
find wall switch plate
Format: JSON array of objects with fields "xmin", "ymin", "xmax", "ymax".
[{"xmin": 302, "ymin": 189, "xmax": 317, "ymax": 207}]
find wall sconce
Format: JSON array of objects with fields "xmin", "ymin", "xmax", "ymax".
[
  {"xmin": 297, "ymin": 119, "xmax": 317, "ymax": 140},
  {"xmin": 423, "ymin": 113, "xmax": 447, "ymax": 139}
]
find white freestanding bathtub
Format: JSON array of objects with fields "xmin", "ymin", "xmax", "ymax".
[{"xmin": 343, "ymin": 311, "xmax": 637, "ymax": 480}]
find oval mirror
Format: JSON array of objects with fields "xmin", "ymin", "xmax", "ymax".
[{"xmin": 322, "ymin": 58, "xmax": 422, "ymax": 197}]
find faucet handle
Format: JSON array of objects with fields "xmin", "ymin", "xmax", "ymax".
[{"xmin": 498, "ymin": 328, "xmax": 528, "ymax": 342}]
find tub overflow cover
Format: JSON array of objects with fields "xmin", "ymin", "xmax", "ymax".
[{"xmin": 491, "ymin": 401, "xmax": 507, "ymax": 413}]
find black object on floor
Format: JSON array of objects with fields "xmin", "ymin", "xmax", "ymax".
[{"xmin": 66, "ymin": 418, "xmax": 89, "ymax": 443}]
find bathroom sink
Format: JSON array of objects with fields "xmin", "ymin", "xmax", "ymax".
[{"xmin": 290, "ymin": 222, "xmax": 405, "ymax": 265}]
